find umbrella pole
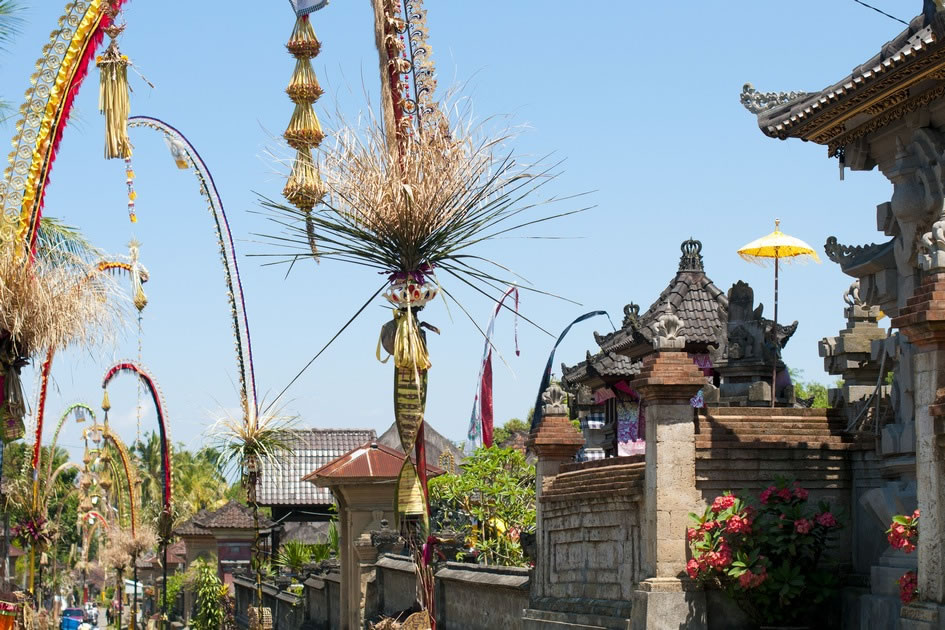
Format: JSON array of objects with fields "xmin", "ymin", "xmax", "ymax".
[{"xmin": 771, "ymin": 255, "xmax": 779, "ymax": 408}]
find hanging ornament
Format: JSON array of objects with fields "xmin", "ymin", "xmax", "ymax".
[
  {"xmin": 97, "ymin": 2, "xmax": 132, "ymax": 160},
  {"xmin": 125, "ymin": 157, "xmax": 137, "ymax": 222}
]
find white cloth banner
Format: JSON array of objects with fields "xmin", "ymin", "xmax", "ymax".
[{"xmin": 289, "ymin": 0, "xmax": 329, "ymax": 15}]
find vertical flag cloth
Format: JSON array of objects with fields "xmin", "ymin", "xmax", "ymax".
[
  {"xmin": 530, "ymin": 311, "xmax": 610, "ymax": 432},
  {"xmin": 466, "ymin": 286, "xmax": 519, "ymax": 453},
  {"xmin": 289, "ymin": 0, "xmax": 329, "ymax": 16}
]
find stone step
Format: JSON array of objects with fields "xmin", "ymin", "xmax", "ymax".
[
  {"xmin": 695, "ymin": 447, "xmax": 851, "ymax": 459},
  {"xmin": 696, "ymin": 424, "xmax": 841, "ymax": 435},
  {"xmin": 697, "ymin": 431, "xmax": 856, "ymax": 442},
  {"xmin": 697, "ymin": 479, "xmax": 847, "ymax": 490},
  {"xmin": 694, "ymin": 440, "xmax": 863, "ymax": 450},
  {"xmin": 522, "ymin": 608, "xmax": 631, "ymax": 630},
  {"xmin": 702, "ymin": 408, "xmax": 835, "ymax": 418},
  {"xmin": 547, "ymin": 479, "xmax": 643, "ymax": 495},
  {"xmin": 696, "ymin": 469, "xmax": 850, "ymax": 482},
  {"xmin": 541, "ymin": 487, "xmax": 644, "ymax": 504},
  {"xmin": 550, "ymin": 466, "xmax": 644, "ymax": 486}
]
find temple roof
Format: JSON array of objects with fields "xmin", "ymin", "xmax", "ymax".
[
  {"xmin": 748, "ymin": 7, "xmax": 944, "ymax": 155},
  {"xmin": 173, "ymin": 501, "xmax": 275, "ymax": 537},
  {"xmin": 593, "ymin": 239, "xmax": 727, "ymax": 356},
  {"xmin": 561, "ymin": 350, "xmax": 642, "ymax": 389},
  {"xmin": 257, "ymin": 428, "xmax": 377, "ymax": 507},
  {"xmin": 304, "ymin": 441, "xmax": 445, "ymax": 485}
]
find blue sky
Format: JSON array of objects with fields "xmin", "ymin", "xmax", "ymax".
[{"xmin": 0, "ymin": 1, "xmax": 909, "ymax": 458}]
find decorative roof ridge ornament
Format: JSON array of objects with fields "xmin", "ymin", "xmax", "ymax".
[
  {"xmin": 824, "ymin": 235, "xmax": 887, "ymax": 266},
  {"xmin": 919, "ymin": 218, "xmax": 945, "ymax": 271},
  {"xmin": 623, "ymin": 303, "xmax": 641, "ymax": 329},
  {"xmin": 843, "ymin": 280, "xmax": 866, "ymax": 307},
  {"xmin": 541, "ymin": 382, "xmax": 568, "ymax": 416},
  {"xmin": 740, "ymin": 83, "xmax": 809, "ymax": 115},
  {"xmin": 678, "ymin": 238, "xmax": 704, "ymax": 272},
  {"xmin": 652, "ymin": 313, "xmax": 685, "ymax": 351}
]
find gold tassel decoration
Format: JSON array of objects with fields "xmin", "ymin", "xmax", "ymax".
[
  {"xmin": 102, "ymin": 389, "xmax": 111, "ymax": 413},
  {"xmin": 97, "ymin": 5, "xmax": 132, "ymax": 160},
  {"xmin": 283, "ymin": 13, "xmax": 327, "ymax": 256},
  {"xmin": 283, "ymin": 147, "xmax": 323, "ymax": 211},
  {"xmin": 286, "ymin": 57, "xmax": 324, "ymax": 103}
]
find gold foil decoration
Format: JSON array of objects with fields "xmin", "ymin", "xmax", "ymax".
[
  {"xmin": 283, "ymin": 147, "xmax": 323, "ymax": 210},
  {"xmin": 97, "ymin": 6, "xmax": 132, "ymax": 160}
]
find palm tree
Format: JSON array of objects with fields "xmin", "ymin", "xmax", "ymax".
[{"xmin": 212, "ymin": 408, "xmax": 295, "ymax": 608}]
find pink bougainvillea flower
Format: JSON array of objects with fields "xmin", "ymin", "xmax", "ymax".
[
  {"xmin": 793, "ymin": 483, "xmax": 809, "ymax": 501},
  {"xmin": 686, "ymin": 558, "xmax": 701, "ymax": 579},
  {"xmin": 711, "ymin": 495, "xmax": 736, "ymax": 513},
  {"xmin": 687, "ymin": 527, "xmax": 701, "ymax": 543},
  {"xmin": 795, "ymin": 518, "xmax": 813, "ymax": 534},
  {"xmin": 816, "ymin": 512, "xmax": 838, "ymax": 528},
  {"xmin": 725, "ymin": 514, "xmax": 752, "ymax": 535},
  {"xmin": 759, "ymin": 486, "xmax": 776, "ymax": 504},
  {"xmin": 898, "ymin": 570, "xmax": 918, "ymax": 604}
]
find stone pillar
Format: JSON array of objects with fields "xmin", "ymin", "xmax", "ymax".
[
  {"xmin": 891, "ymin": 223, "xmax": 945, "ymax": 627},
  {"xmin": 628, "ymin": 314, "xmax": 708, "ymax": 630},
  {"xmin": 526, "ymin": 384, "xmax": 584, "ymax": 600}
]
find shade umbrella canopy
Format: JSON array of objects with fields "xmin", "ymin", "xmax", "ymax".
[
  {"xmin": 737, "ymin": 221, "xmax": 820, "ymax": 264},
  {"xmin": 736, "ymin": 220, "xmax": 819, "ymax": 407}
]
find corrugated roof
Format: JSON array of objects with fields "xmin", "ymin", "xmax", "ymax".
[
  {"xmin": 303, "ymin": 441, "xmax": 444, "ymax": 485},
  {"xmin": 257, "ymin": 428, "xmax": 377, "ymax": 506}
]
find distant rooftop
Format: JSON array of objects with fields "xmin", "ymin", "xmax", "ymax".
[
  {"xmin": 173, "ymin": 500, "xmax": 275, "ymax": 537},
  {"xmin": 304, "ymin": 441, "xmax": 444, "ymax": 485},
  {"xmin": 257, "ymin": 428, "xmax": 377, "ymax": 506}
]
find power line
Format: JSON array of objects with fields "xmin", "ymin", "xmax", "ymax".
[{"xmin": 852, "ymin": 0, "xmax": 909, "ymax": 25}]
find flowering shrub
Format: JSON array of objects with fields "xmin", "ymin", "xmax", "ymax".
[
  {"xmin": 887, "ymin": 509, "xmax": 920, "ymax": 604},
  {"xmin": 687, "ymin": 478, "xmax": 843, "ymax": 625}
]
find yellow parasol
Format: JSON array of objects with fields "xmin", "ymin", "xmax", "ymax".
[{"xmin": 737, "ymin": 219, "xmax": 820, "ymax": 407}]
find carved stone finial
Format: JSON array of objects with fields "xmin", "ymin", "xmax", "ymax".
[
  {"xmin": 919, "ymin": 219, "xmax": 945, "ymax": 271},
  {"xmin": 740, "ymin": 83, "xmax": 809, "ymax": 115},
  {"xmin": 541, "ymin": 383, "xmax": 568, "ymax": 416},
  {"xmin": 843, "ymin": 280, "xmax": 865, "ymax": 307},
  {"xmin": 622, "ymin": 303, "xmax": 641, "ymax": 329},
  {"xmin": 678, "ymin": 238, "xmax": 704, "ymax": 272},
  {"xmin": 652, "ymin": 313, "xmax": 686, "ymax": 350}
]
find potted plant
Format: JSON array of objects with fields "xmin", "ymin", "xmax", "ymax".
[{"xmin": 687, "ymin": 478, "xmax": 844, "ymax": 628}]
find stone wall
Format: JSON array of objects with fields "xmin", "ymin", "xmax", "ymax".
[
  {"xmin": 374, "ymin": 554, "xmax": 530, "ymax": 630},
  {"xmin": 696, "ymin": 406, "xmax": 874, "ymax": 570},
  {"xmin": 524, "ymin": 456, "xmax": 643, "ymax": 628},
  {"xmin": 233, "ymin": 572, "xmax": 338, "ymax": 630}
]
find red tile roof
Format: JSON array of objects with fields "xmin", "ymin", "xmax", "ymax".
[
  {"xmin": 303, "ymin": 441, "xmax": 444, "ymax": 485},
  {"xmin": 172, "ymin": 501, "xmax": 274, "ymax": 537}
]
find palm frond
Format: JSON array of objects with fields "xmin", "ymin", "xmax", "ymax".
[
  {"xmin": 35, "ymin": 216, "xmax": 102, "ymax": 266},
  {"xmin": 210, "ymin": 402, "xmax": 298, "ymax": 477},
  {"xmin": 257, "ymin": 103, "xmax": 588, "ymax": 301}
]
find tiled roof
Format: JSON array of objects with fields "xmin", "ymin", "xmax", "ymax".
[
  {"xmin": 199, "ymin": 500, "xmax": 275, "ymax": 530},
  {"xmin": 755, "ymin": 11, "xmax": 937, "ymax": 147},
  {"xmin": 561, "ymin": 351, "xmax": 642, "ymax": 388},
  {"xmin": 173, "ymin": 501, "xmax": 274, "ymax": 537},
  {"xmin": 257, "ymin": 428, "xmax": 376, "ymax": 506},
  {"xmin": 304, "ymin": 442, "xmax": 444, "ymax": 485}
]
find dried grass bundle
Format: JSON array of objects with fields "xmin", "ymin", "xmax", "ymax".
[
  {"xmin": 0, "ymin": 246, "xmax": 124, "ymax": 357},
  {"xmin": 260, "ymin": 104, "xmax": 586, "ymax": 304},
  {"xmin": 100, "ymin": 528, "xmax": 132, "ymax": 571},
  {"xmin": 123, "ymin": 523, "xmax": 157, "ymax": 557}
]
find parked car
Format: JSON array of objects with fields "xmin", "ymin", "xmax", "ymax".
[{"xmin": 60, "ymin": 608, "xmax": 84, "ymax": 630}]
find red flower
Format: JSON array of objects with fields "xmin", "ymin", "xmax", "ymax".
[
  {"xmin": 686, "ymin": 527, "xmax": 701, "ymax": 543},
  {"xmin": 738, "ymin": 570, "xmax": 755, "ymax": 589},
  {"xmin": 793, "ymin": 484, "xmax": 809, "ymax": 501},
  {"xmin": 686, "ymin": 558, "xmax": 701, "ymax": 579},
  {"xmin": 913, "ymin": 509, "xmax": 920, "ymax": 520},
  {"xmin": 711, "ymin": 495, "xmax": 736, "ymax": 513},
  {"xmin": 759, "ymin": 486, "xmax": 776, "ymax": 504},
  {"xmin": 725, "ymin": 514, "xmax": 752, "ymax": 535},
  {"xmin": 815, "ymin": 512, "xmax": 838, "ymax": 528},
  {"xmin": 777, "ymin": 488, "xmax": 793, "ymax": 502},
  {"xmin": 794, "ymin": 518, "xmax": 813, "ymax": 534},
  {"xmin": 898, "ymin": 570, "xmax": 918, "ymax": 604},
  {"xmin": 701, "ymin": 520, "xmax": 719, "ymax": 532}
]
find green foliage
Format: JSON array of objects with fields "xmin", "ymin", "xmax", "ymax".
[
  {"xmin": 275, "ymin": 540, "xmax": 312, "ymax": 573},
  {"xmin": 429, "ymin": 445, "xmax": 535, "ymax": 566},
  {"xmin": 493, "ymin": 418, "xmax": 528, "ymax": 446},
  {"xmin": 790, "ymin": 369, "xmax": 830, "ymax": 408},
  {"xmin": 191, "ymin": 560, "xmax": 225, "ymax": 630},
  {"xmin": 165, "ymin": 573, "xmax": 185, "ymax": 612},
  {"xmin": 328, "ymin": 519, "xmax": 339, "ymax": 556},
  {"xmin": 687, "ymin": 478, "xmax": 843, "ymax": 625}
]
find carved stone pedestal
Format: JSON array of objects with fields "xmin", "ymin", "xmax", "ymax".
[{"xmin": 630, "ymin": 578, "xmax": 706, "ymax": 630}]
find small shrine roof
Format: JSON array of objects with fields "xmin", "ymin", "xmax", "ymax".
[
  {"xmin": 561, "ymin": 350, "xmax": 642, "ymax": 389},
  {"xmin": 257, "ymin": 428, "xmax": 377, "ymax": 507},
  {"xmin": 749, "ymin": 8, "xmax": 942, "ymax": 154},
  {"xmin": 173, "ymin": 501, "xmax": 274, "ymax": 537},
  {"xmin": 593, "ymin": 239, "xmax": 727, "ymax": 356},
  {"xmin": 304, "ymin": 441, "xmax": 445, "ymax": 486}
]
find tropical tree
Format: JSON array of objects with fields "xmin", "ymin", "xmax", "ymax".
[
  {"xmin": 493, "ymin": 418, "xmax": 529, "ymax": 446},
  {"xmin": 429, "ymin": 446, "xmax": 536, "ymax": 566},
  {"xmin": 191, "ymin": 559, "xmax": 226, "ymax": 630},
  {"xmin": 212, "ymin": 407, "xmax": 295, "ymax": 606}
]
